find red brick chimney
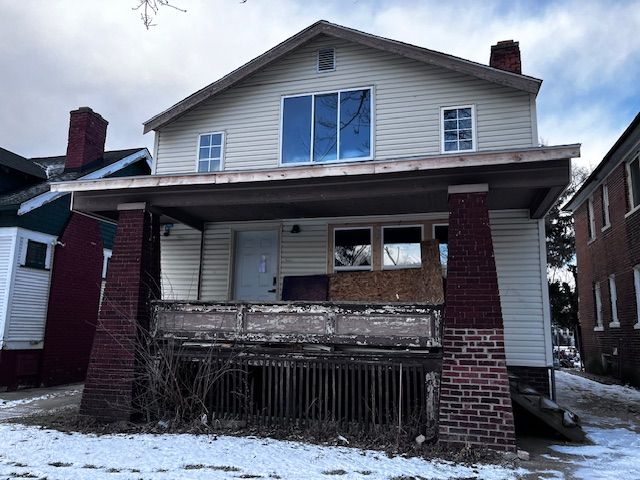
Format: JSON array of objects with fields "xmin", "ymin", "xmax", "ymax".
[
  {"xmin": 490, "ymin": 40, "xmax": 521, "ymax": 74},
  {"xmin": 65, "ymin": 107, "xmax": 108, "ymax": 171}
]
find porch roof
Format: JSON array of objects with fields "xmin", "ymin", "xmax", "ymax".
[{"xmin": 51, "ymin": 145, "xmax": 578, "ymax": 229}]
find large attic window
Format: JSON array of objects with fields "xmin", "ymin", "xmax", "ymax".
[{"xmin": 317, "ymin": 48, "xmax": 335, "ymax": 72}]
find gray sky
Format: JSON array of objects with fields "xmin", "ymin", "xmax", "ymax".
[{"xmin": 1, "ymin": 0, "xmax": 639, "ymax": 170}]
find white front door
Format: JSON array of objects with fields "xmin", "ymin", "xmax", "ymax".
[{"xmin": 233, "ymin": 230, "xmax": 279, "ymax": 301}]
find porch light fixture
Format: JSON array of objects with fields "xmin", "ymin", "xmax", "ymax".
[{"xmin": 290, "ymin": 225, "xmax": 301, "ymax": 234}]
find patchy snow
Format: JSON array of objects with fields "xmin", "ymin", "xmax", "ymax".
[
  {"xmin": 545, "ymin": 371, "xmax": 640, "ymax": 479},
  {"xmin": 0, "ymin": 424, "xmax": 526, "ymax": 480},
  {"xmin": 554, "ymin": 371, "xmax": 640, "ymax": 405}
]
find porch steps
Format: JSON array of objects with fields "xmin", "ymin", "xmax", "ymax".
[{"xmin": 509, "ymin": 374, "xmax": 586, "ymax": 442}]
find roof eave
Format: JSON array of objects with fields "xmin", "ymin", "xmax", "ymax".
[{"xmin": 143, "ymin": 20, "xmax": 542, "ymax": 134}]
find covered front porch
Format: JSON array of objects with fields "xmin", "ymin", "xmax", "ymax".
[{"xmin": 52, "ymin": 144, "xmax": 576, "ymax": 451}]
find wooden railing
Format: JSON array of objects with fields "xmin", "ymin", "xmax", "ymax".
[{"xmin": 152, "ymin": 301, "xmax": 442, "ymax": 348}]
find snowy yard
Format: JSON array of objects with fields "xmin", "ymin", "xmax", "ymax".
[
  {"xmin": 0, "ymin": 371, "xmax": 638, "ymax": 479},
  {"xmin": 0, "ymin": 423, "xmax": 525, "ymax": 480}
]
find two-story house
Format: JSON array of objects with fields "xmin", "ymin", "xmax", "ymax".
[
  {"xmin": 52, "ymin": 21, "xmax": 579, "ymax": 451},
  {"xmin": 0, "ymin": 108, "xmax": 151, "ymax": 389},
  {"xmin": 565, "ymin": 112, "xmax": 640, "ymax": 387}
]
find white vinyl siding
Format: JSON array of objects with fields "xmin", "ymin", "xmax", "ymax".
[
  {"xmin": 160, "ymin": 224, "xmax": 202, "ymax": 300},
  {"xmin": 4, "ymin": 229, "xmax": 55, "ymax": 350},
  {"xmin": 489, "ymin": 210, "xmax": 551, "ymax": 368},
  {"xmin": 0, "ymin": 229, "xmax": 18, "ymax": 348},
  {"xmin": 163, "ymin": 209, "xmax": 548, "ymax": 367},
  {"xmin": 155, "ymin": 36, "xmax": 534, "ymax": 174}
]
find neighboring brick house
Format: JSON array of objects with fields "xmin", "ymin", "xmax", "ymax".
[
  {"xmin": 0, "ymin": 108, "xmax": 152, "ymax": 389},
  {"xmin": 565, "ymin": 112, "xmax": 640, "ymax": 387},
  {"xmin": 53, "ymin": 21, "xmax": 579, "ymax": 451}
]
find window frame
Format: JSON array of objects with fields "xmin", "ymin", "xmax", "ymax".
[
  {"xmin": 195, "ymin": 131, "xmax": 225, "ymax": 173},
  {"xmin": 608, "ymin": 274, "xmax": 619, "ymax": 327},
  {"xmin": 634, "ymin": 265, "xmax": 640, "ymax": 329},
  {"xmin": 594, "ymin": 281, "xmax": 604, "ymax": 331},
  {"xmin": 601, "ymin": 184, "xmax": 611, "ymax": 230},
  {"xmin": 440, "ymin": 104, "xmax": 477, "ymax": 154},
  {"xmin": 626, "ymin": 155, "xmax": 640, "ymax": 215},
  {"xmin": 279, "ymin": 86, "xmax": 375, "ymax": 167},
  {"xmin": 587, "ymin": 196, "xmax": 596, "ymax": 241},
  {"xmin": 332, "ymin": 226, "xmax": 374, "ymax": 272},
  {"xmin": 21, "ymin": 238, "xmax": 51, "ymax": 270},
  {"xmin": 381, "ymin": 225, "xmax": 424, "ymax": 270}
]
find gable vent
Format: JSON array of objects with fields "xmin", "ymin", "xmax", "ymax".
[{"xmin": 317, "ymin": 48, "xmax": 335, "ymax": 72}]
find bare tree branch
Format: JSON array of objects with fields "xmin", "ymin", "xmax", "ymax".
[{"xmin": 132, "ymin": 0, "xmax": 187, "ymax": 30}]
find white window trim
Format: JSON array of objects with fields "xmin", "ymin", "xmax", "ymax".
[
  {"xmin": 440, "ymin": 104, "xmax": 477, "ymax": 154},
  {"xmin": 587, "ymin": 196, "xmax": 596, "ymax": 242},
  {"xmin": 608, "ymin": 274, "xmax": 619, "ymax": 327},
  {"xmin": 381, "ymin": 225, "xmax": 423, "ymax": 270},
  {"xmin": 279, "ymin": 86, "xmax": 375, "ymax": 167},
  {"xmin": 18, "ymin": 231, "xmax": 54, "ymax": 270},
  {"xmin": 102, "ymin": 249, "xmax": 112, "ymax": 279},
  {"xmin": 634, "ymin": 265, "xmax": 640, "ymax": 329},
  {"xmin": 594, "ymin": 281, "xmax": 603, "ymax": 330},
  {"xmin": 195, "ymin": 131, "xmax": 225, "ymax": 173},
  {"xmin": 626, "ymin": 156, "xmax": 640, "ymax": 216},
  {"xmin": 601, "ymin": 184, "xmax": 611, "ymax": 230},
  {"xmin": 333, "ymin": 226, "xmax": 373, "ymax": 272}
]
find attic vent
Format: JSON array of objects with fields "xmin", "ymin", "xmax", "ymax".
[{"xmin": 317, "ymin": 48, "xmax": 335, "ymax": 72}]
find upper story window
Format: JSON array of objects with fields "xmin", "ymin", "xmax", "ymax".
[
  {"xmin": 281, "ymin": 88, "xmax": 372, "ymax": 165},
  {"xmin": 198, "ymin": 132, "xmax": 224, "ymax": 172},
  {"xmin": 333, "ymin": 227, "xmax": 372, "ymax": 271},
  {"xmin": 382, "ymin": 226, "xmax": 422, "ymax": 269},
  {"xmin": 627, "ymin": 155, "xmax": 640, "ymax": 212},
  {"xmin": 441, "ymin": 105, "xmax": 475, "ymax": 153},
  {"xmin": 24, "ymin": 240, "xmax": 48, "ymax": 270},
  {"xmin": 587, "ymin": 196, "xmax": 596, "ymax": 241},
  {"xmin": 601, "ymin": 184, "xmax": 610, "ymax": 229}
]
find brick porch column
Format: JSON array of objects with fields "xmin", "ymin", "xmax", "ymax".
[
  {"xmin": 80, "ymin": 203, "xmax": 160, "ymax": 421},
  {"xmin": 438, "ymin": 185, "xmax": 516, "ymax": 452}
]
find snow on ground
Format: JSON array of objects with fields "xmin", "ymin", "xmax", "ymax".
[
  {"xmin": 0, "ymin": 423, "xmax": 526, "ymax": 480},
  {"xmin": 543, "ymin": 371, "xmax": 640, "ymax": 480},
  {"xmin": 0, "ymin": 390, "xmax": 79, "ymax": 410}
]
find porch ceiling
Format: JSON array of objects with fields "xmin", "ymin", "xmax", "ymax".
[{"xmin": 52, "ymin": 147, "xmax": 575, "ymax": 226}]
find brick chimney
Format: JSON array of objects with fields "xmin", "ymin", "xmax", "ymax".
[
  {"xmin": 490, "ymin": 40, "xmax": 521, "ymax": 74},
  {"xmin": 65, "ymin": 107, "xmax": 108, "ymax": 171}
]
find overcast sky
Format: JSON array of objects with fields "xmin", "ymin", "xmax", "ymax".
[{"xmin": 1, "ymin": 0, "xmax": 639, "ymax": 170}]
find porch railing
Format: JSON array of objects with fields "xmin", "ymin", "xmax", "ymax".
[{"xmin": 152, "ymin": 301, "xmax": 442, "ymax": 348}]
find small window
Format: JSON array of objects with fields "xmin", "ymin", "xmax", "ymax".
[
  {"xmin": 433, "ymin": 224, "xmax": 449, "ymax": 272},
  {"xmin": 634, "ymin": 265, "xmax": 640, "ymax": 328},
  {"xmin": 609, "ymin": 275, "xmax": 619, "ymax": 326},
  {"xmin": 334, "ymin": 228, "xmax": 372, "ymax": 270},
  {"xmin": 382, "ymin": 226, "xmax": 422, "ymax": 268},
  {"xmin": 197, "ymin": 132, "xmax": 224, "ymax": 172},
  {"xmin": 24, "ymin": 240, "xmax": 48, "ymax": 270},
  {"xmin": 587, "ymin": 196, "xmax": 596, "ymax": 240},
  {"xmin": 594, "ymin": 282, "xmax": 603, "ymax": 330},
  {"xmin": 441, "ymin": 106, "xmax": 475, "ymax": 153},
  {"xmin": 601, "ymin": 184, "xmax": 610, "ymax": 229},
  {"xmin": 102, "ymin": 250, "xmax": 112, "ymax": 279},
  {"xmin": 317, "ymin": 48, "xmax": 335, "ymax": 72},
  {"xmin": 281, "ymin": 88, "xmax": 372, "ymax": 164},
  {"xmin": 627, "ymin": 156, "xmax": 640, "ymax": 211}
]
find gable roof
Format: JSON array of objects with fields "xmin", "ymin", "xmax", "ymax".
[
  {"xmin": 0, "ymin": 148, "xmax": 151, "ymax": 210},
  {"xmin": 0, "ymin": 147, "xmax": 47, "ymax": 179},
  {"xmin": 143, "ymin": 20, "xmax": 542, "ymax": 134},
  {"xmin": 564, "ymin": 111, "xmax": 640, "ymax": 211}
]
